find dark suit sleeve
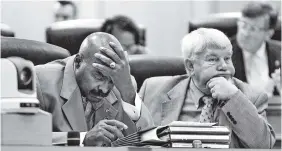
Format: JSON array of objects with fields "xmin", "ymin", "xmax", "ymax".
[{"xmin": 221, "ymin": 90, "xmax": 276, "ymax": 148}]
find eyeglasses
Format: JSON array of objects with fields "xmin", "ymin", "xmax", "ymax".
[{"xmin": 237, "ymin": 20, "xmax": 267, "ymax": 32}]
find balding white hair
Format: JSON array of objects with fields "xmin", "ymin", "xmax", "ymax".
[{"xmin": 181, "ymin": 28, "xmax": 232, "ymax": 62}]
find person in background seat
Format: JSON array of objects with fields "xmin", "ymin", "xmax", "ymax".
[
  {"xmin": 101, "ymin": 15, "xmax": 150, "ymax": 55},
  {"xmin": 54, "ymin": 0, "xmax": 77, "ymax": 22},
  {"xmin": 231, "ymin": 1, "xmax": 281, "ymax": 97}
]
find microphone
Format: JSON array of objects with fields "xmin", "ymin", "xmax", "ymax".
[
  {"xmin": 67, "ymin": 131, "xmax": 80, "ymax": 146},
  {"xmin": 192, "ymin": 140, "xmax": 202, "ymax": 148}
]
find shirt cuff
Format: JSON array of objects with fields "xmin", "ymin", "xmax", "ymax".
[
  {"xmin": 80, "ymin": 132, "xmax": 87, "ymax": 147},
  {"xmin": 121, "ymin": 92, "xmax": 141, "ymax": 121}
]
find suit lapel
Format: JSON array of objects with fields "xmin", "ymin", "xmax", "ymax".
[
  {"xmin": 266, "ymin": 41, "xmax": 280, "ymax": 77},
  {"xmin": 232, "ymin": 39, "xmax": 247, "ymax": 82},
  {"xmin": 161, "ymin": 77, "xmax": 190, "ymax": 125},
  {"xmin": 60, "ymin": 56, "xmax": 87, "ymax": 131},
  {"xmin": 62, "ymin": 87, "xmax": 87, "ymax": 131}
]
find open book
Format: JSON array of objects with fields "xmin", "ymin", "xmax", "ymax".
[{"xmin": 111, "ymin": 121, "xmax": 230, "ymax": 147}]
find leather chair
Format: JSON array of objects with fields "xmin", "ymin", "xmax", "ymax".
[
  {"xmin": 128, "ymin": 55, "xmax": 186, "ymax": 91},
  {"xmin": 1, "ymin": 37, "xmax": 70, "ymax": 65},
  {"xmin": 1, "ymin": 23, "xmax": 15, "ymax": 37},
  {"xmin": 46, "ymin": 19, "xmax": 146, "ymax": 55},
  {"xmin": 188, "ymin": 12, "xmax": 281, "ymax": 41}
]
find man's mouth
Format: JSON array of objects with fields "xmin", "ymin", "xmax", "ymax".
[
  {"xmin": 213, "ymin": 74, "xmax": 231, "ymax": 80},
  {"xmin": 89, "ymin": 89, "xmax": 110, "ymax": 98}
]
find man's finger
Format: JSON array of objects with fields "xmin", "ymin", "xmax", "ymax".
[
  {"xmin": 210, "ymin": 87, "xmax": 216, "ymax": 94},
  {"xmin": 92, "ymin": 63, "xmax": 112, "ymax": 74},
  {"xmin": 94, "ymin": 53, "xmax": 115, "ymax": 67},
  {"xmin": 101, "ymin": 135, "xmax": 112, "ymax": 147},
  {"xmin": 100, "ymin": 47, "xmax": 122, "ymax": 64},
  {"xmin": 100, "ymin": 127, "xmax": 116, "ymax": 141},
  {"xmin": 104, "ymin": 119, "xmax": 128, "ymax": 130},
  {"xmin": 212, "ymin": 93, "xmax": 217, "ymax": 99},
  {"xmin": 109, "ymin": 42, "xmax": 126, "ymax": 60},
  {"xmin": 207, "ymin": 80, "xmax": 217, "ymax": 89},
  {"xmin": 206, "ymin": 77, "xmax": 219, "ymax": 87},
  {"xmin": 103, "ymin": 124, "xmax": 124, "ymax": 139}
]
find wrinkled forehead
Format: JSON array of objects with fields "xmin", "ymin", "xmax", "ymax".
[{"xmin": 203, "ymin": 47, "xmax": 233, "ymax": 57}]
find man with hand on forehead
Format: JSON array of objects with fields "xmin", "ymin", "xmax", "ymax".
[
  {"xmin": 35, "ymin": 32, "xmax": 154, "ymax": 146},
  {"xmin": 140, "ymin": 28, "xmax": 275, "ymax": 148}
]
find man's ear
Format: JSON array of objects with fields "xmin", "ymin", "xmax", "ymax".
[
  {"xmin": 184, "ymin": 58, "xmax": 194, "ymax": 75},
  {"xmin": 74, "ymin": 54, "xmax": 83, "ymax": 69},
  {"xmin": 265, "ymin": 29, "xmax": 274, "ymax": 40}
]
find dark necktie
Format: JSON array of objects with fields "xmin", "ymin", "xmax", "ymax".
[{"xmin": 199, "ymin": 96, "xmax": 214, "ymax": 123}]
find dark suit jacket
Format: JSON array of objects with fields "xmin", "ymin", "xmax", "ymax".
[
  {"xmin": 139, "ymin": 75, "xmax": 276, "ymax": 148},
  {"xmin": 231, "ymin": 38, "xmax": 281, "ymax": 95},
  {"xmin": 35, "ymin": 56, "xmax": 154, "ymax": 136}
]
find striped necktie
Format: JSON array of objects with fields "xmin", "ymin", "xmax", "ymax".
[{"xmin": 84, "ymin": 100, "xmax": 95, "ymax": 130}]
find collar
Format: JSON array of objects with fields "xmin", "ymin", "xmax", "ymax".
[
  {"xmin": 242, "ymin": 42, "xmax": 266, "ymax": 59},
  {"xmin": 60, "ymin": 56, "xmax": 79, "ymax": 100},
  {"xmin": 187, "ymin": 78, "xmax": 205, "ymax": 109}
]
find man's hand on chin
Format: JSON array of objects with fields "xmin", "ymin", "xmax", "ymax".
[{"xmin": 207, "ymin": 77, "xmax": 238, "ymax": 101}]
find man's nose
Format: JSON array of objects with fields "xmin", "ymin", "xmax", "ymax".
[
  {"xmin": 217, "ymin": 59, "xmax": 227, "ymax": 71},
  {"xmin": 98, "ymin": 80, "xmax": 111, "ymax": 93},
  {"xmin": 241, "ymin": 27, "xmax": 252, "ymax": 37}
]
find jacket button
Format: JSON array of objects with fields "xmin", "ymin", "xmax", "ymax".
[
  {"xmin": 233, "ymin": 121, "xmax": 237, "ymax": 124},
  {"xmin": 105, "ymin": 109, "xmax": 109, "ymax": 113},
  {"xmin": 138, "ymin": 126, "xmax": 142, "ymax": 131}
]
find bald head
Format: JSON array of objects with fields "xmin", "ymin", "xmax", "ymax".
[{"xmin": 78, "ymin": 32, "xmax": 122, "ymax": 63}]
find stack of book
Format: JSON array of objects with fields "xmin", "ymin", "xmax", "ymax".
[{"xmin": 112, "ymin": 121, "xmax": 230, "ymax": 148}]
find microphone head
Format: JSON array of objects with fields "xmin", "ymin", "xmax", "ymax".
[
  {"xmin": 192, "ymin": 140, "xmax": 202, "ymax": 148},
  {"xmin": 67, "ymin": 131, "xmax": 80, "ymax": 146}
]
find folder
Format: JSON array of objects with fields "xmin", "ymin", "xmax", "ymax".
[{"xmin": 111, "ymin": 121, "xmax": 230, "ymax": 148}]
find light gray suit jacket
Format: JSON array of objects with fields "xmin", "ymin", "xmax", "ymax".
[
  {"xmin": 139, "ymin": 75, "xmax": 276, "ymax": 148},
  {"xmin": 35, "ymin": 56, "xmax": 154, "ymax": 136}
]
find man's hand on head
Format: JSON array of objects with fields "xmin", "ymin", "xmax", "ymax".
[
  {"xmin": 84, "ymin": 119, "xmax": 127, "ymax": 146},
  {"xmin": 207, "ymin": 77, "xmax": 238, "ymax": 101},
  {"xmin": 92, "ymin": 42, "xmax": 136, "ymax": 105}
]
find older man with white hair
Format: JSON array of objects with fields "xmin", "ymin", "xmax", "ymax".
[{"xmin": 139, "ymin": 28, "xmax": 275, "ymax": 148}]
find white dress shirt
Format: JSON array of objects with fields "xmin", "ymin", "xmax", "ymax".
[{"xmin": 242, "ymin": 43, "xmax": 274, "ymax": 96}]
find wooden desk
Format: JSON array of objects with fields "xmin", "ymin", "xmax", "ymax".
[{"xmin": 1, "ymin": 146, "xmax": 281, "ymax": 151}]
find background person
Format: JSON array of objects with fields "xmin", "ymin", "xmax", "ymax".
[
  {"xmin": 101, "ymin": 15, "xmax": 149, "ymax": 55},
  {"xmin": 231, "ymin": 1, "xmax": 281, "ymax": 97}
]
